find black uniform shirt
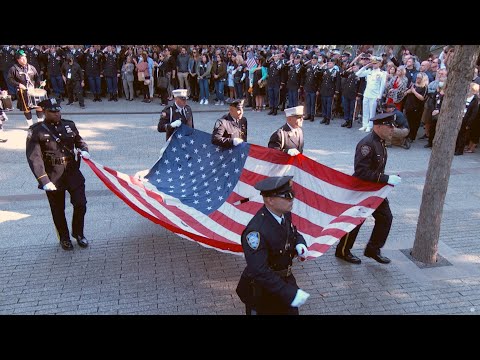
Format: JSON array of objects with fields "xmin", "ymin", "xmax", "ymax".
[
  {"xmin": 240, "ymin": 205, "xmax": 307, "ymax": 306},
  {"xmin": 211, "ymin": 113, "xmax": 247, "ymax": 149},
  {"xmin": 353, "ymin": 131, "xmax": 389, "ymax": 183},
  {"xmin": 26, "ymin": 119, "xmax": 88, "ymax": 190},
  {"xmin": 157, "ymin": 103, "xmax": 194, "ymax": 141}
]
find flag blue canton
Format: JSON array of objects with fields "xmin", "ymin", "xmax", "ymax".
[{"xmin": 145, "ymin": 126, "xmax": 250, "ymax": 215}]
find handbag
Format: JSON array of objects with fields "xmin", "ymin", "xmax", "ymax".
[
  {"xmin": 157, "ymin": 76, "xmax": 168, "ymax": 89},
  {"xmin": 138, "ymin": 71, "xmax": 145, "ymax": 82}
]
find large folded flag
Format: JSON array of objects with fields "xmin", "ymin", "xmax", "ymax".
[{"xmin": 85, "ymin": 125, "xmax": 392, "ymax": 259}]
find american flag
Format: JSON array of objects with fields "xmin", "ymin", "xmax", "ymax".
[{"xmin": 85, "ymin": 125, "xmax": 392, "ymax": 259}]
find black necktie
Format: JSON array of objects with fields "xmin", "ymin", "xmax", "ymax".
[{"xmin": 281, "ymin": 217, "xmax": 286, "ymax": 227}]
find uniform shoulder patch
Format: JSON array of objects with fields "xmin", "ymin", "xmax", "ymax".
[
  {"xmin": 246, "ymin": 231, "xmax": 260, "ymax": 250},
  {"xmin": 360, "ymin": 145, "xmax": 372, "ymax": 156}
]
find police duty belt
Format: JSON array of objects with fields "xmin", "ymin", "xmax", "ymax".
[{"xmin": 41, "ymin": 123, "xmax": 77, "ymax": 158}]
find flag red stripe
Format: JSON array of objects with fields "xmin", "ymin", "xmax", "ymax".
[
  {"xmin": 86, "ymin": 160, "xmax": 243, "ymax": 252},
  {"xmin": 248, "ymin": 145, "xmax": 386, "ymax": 192}
]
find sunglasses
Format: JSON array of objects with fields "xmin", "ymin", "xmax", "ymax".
[{"xmin": 273, "ymin": 191, "xmax": 295, "ymax": 199}]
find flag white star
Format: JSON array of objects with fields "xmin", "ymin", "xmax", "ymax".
[
  {"xmin": 234, "ymin": 168, "xmax": 240, "ymax": 173},
  {"xmin": 194, "ymin": 148, "xmax": 199, "ymax": 154},
  {"xmin": 193, "ymin": 192, "xmax": 199, "ymax": 197},
  {"xmin": 216, "ymin": 186, "xmax": 221, "ymax": 191},
  {"xmin": 227, "ymin": 182, "xmax": 232, "ymax": 188},
  {"xmin": 215, "ymin": 147, "xmax": 221, "ymax": 152},
  {"xmin": 168, "ymin": 178, "xmax": 173, "ymax": 182},
  {"xmin": 179, "ymin": 175, "xmax": 184, "ymax": 180},
  {"xmin": 200, "ymin": 166, "xmax": 204, "ymax": 171},
  {"xmin": 229, "ymin": 149, "xmax": 233, "ymax": 154},
  {"xmin": 224, "ymin": 172, "xmax": 230, "ymax": 177},
  {"xmin": 206, "ymin": 198, "xmax": 212, "ymax": 203},
  {"xmin": 221, "ymin": 163, "xmax": 227, "ymax": 168},
  {"xmin": 197, "ymin": 158, "xmax": 202, "ymax": 163},
  {"xmin": 189, "ymin": 171, "xmax": 194, "ymax": 176},
  {"xmin": 167, "ymin": 169, "xmax": 172, "ymax": 174},
  {"xmin": 181, "ymin": 183, "xmax": 185, "ymax": 187},
  {"xmin": 205, "ymin": 190, "xmax": 210, "ymax": 195},
  {"xmin": 194, "ymin": 200, "xmax": 199, "ymax": 204},
  {"xmin": 177, "ymin": 134, "xmax": 183, "ymax": 139},
  {"xmin": 201, "ymin": 174, "xmax": 206, "ymax": 179},
  {"xmin": 181, "ymin": 143, "xmax": 187, "ymax": 149},
  {"xmin": 219, "ymin": 155, "xmax": 224, "ymax": 160},
  {"xmin": 231, "ymin": 158, "xmax": 237, "ymax": 163},
  {"xmin": 206, "ymin": 152, "xmax": 211, "ymax": 158},
  {"xmin": 188, "ymin": 163, "xmax": 193, "ymax": 168},
  {"xmin": 203, "ymin": 182, "xmax": 209, "ymax": 187},
  {"xmin": 202, "ymin": 144, "xmax": 207, "ymax": 148},
  {"xmin": 218, "ymin": 196, "xmax": 223, "ymax": 201},
  {"xmin": 175, "ymin": 157, "xmax": 180, "ymax": 162},
  {"xmin": 172, "ymin": 147, "xmax": 177, "ymax": 152},
  {"xmin": 156, "ymin": 178, "xmax": 161, "ymax": 183},
  {"xmin": 155, "ymin": 170, "xmax": 160, "ymax": 175},
  {"xmin": 214, "ymin": 177, "xmax": 219, "ymax": 182},
  {"xmin": 189, "ymin": 139, "xmax": 195, "ymax": 144},
  {"xmin": 164, "ymin": 159, "xmax": 170, "ymax": 164},
  {"xmin": 193, "ymin": 186, "xmax": 197, "ymax": 190},
  {"xmin": 207, "ymin": 206, "xmax": 212, "ymax": 211},
  {"xmin": 212, "ymin": 169, "xmax": 217, "ymax": 173}
]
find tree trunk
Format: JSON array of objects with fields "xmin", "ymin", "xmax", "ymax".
[{"xmin": 411, "ymin": 45, "xmax": 480, "ymax": 263}]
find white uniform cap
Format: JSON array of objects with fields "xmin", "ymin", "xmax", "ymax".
[
  {"xmin": 172, "ymin": 89, "xmax": 188, "ymax": 98},
  {"xmin": 284, "ymin": 106, "xmax": 304, "ymax": 117}
]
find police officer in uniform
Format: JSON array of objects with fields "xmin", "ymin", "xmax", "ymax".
[
  {"xmin": 158, "ymin": 89, "xmax": 194, "ymax": 141},
  {"xmin": 236, "ymin": 176, "xmax": 310, "ymax": 315},
  {"xmin": 211, "ymin": 99, "xmax": 247, "ymax": 149},
  {"xmin": 335, "ymin": 113, "xmax": 401, "ymax": 264},
  {"xmin": 266, "ymin": 53, "xmax": 283, "ymax": 115},
  {"xmin": 25, "ymin": 98, "xmax": 91, "ymax": 251},
  {"xmin": 0, "ymin": 45, "xmax": 17, "ymax": 97},
  {"xmin": 268, "ymin": 106, "xmax": 304, "ymax": 156},
  {"xmin": 25, "ymin": 45, "xmax": 43, "ymax": 81}
]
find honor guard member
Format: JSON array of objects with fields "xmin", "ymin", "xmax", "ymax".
[
  {"xmin": 335, "ymin": 113, "xmax": 401, "ymax": 265},
  {"xmin": 7, "ymin": 49, "xmax": 47, "ymax": 127},
  {"xmin": 301, "ymin": 54, "xmax": 321, "ymax": 121},
  {"xmin": 286, "ymin": 54, "xmax": 304, "ymax": 108},
  {"xmin": 157, "ymin": 89, "xmax": 194, "ymax": 141},
  {"xmin": 211, "ymin": 98, "xmax": 247, "ymax": 149},
  {"xmin": 268, "ymin": 106, "xmax": 304, "ymax": 156},
  {"xmin": 25, "ymin": 98, "xmax": 91, "ymax": 251},
  {"xmin": 84, "ymin": 46, "xmax": 103, "ymax": 102},
  {"xmin": 61, "ymin": 54, "xmax": 85, "ymax": 108},
  {"xmin": 236, "ymin": 176, "xmax": 310, "ymax": 315},
  {"xmin": 319, "ymin": 58, "xmax": 341, "ymax": 125},
  {"xmin": 102, "ymin": 46, "xmax": 120, "ymax": 102}
]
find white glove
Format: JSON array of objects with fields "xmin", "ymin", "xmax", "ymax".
[
  {"xmin": 232, "ymin": 138, "xmax": 244, "ymax": 146},
  {"xmin": 387, "ymin": 175, "xmax": 402, "ymax": 186},
  {"xmin": 134, "ymin": 169, "xmax": 149, "ymax": 182},
  {"xmin": 287, "ymin": 148, "xmax": 300, "ymax": 156},
  {"xmin": 43, "ymin": 182, "xmax": 57, "ymax": 191},
  {"xmin": 290, "ymin": 289, "xmax": 310, "ymax": 308},
  {"xmin": 170, "ymin": 120, "xmax": 182, "ymax": 128},
  {"xmin": 80, "ymin": 150, "xmax": 90, "ymax": 160},
  {"xmin": 295, "ymin": 244, "xmax": 308, "ymax": 259}
]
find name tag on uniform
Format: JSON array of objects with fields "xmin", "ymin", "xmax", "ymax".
[
  {"xmin": 67, "ymin": 72, "xmax": 72, "ymax": 79},
  {"xmin": 65, "ymin": 125, "xmax": 73, "ymax": 134}
]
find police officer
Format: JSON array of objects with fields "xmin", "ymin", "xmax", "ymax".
[
  {"xmin": 46, "ymin": 45, "xmax": 65, "ymax": 100},
  {"xmin": 268, "ymin": 106, "xmax": 304, "ymax": 156},
  {"xmin": 340, "ymin": 63, "xmax": 362, "ymax": 128},
  {"xmin": 266, "ymin": 53, "xmax": 284, "ymax": 115},
  {"xmin": 157, "ymin": 89, "xmax": 194, "ymax": 141},
  {"xmin": 236, "ymin": 176, "xmax": 310, "ymax": 315},
  {"xmin": 335, "ymin": 113, "xmax": 401, "ymax": 264},
  {"xmin": 211, "ymin": 99, "xmax": 247, "ymax": 149},
  {"xmin": 61, "ymin": 54, "xmax": 85, "ymax": 108},
  {"xmin": 0, "ymin": 45, "xmax": 17, "ymax": 97},
  {"xmin": 25, "ymin": 98, "xmax": 90, "ymax": 251}
]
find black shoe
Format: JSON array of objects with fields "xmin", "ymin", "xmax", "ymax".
[
  {"xmin": 341, "ymin": 121, "xmax": 348, "ymax": 127},
  {"xmin": 267, "ymin": 109, "xmax": 274, "ymax": 115},
  {"xmin": 418, "ymin": 134, "xmax": 428, "ymax": 140},
  {"xmin": 66, "ymin": 101, "xmax": 73, "ymax": 105},
  {"xmin": 320, "ymin": 118, "xmax": 327, "ymax": 124},
  {"xmin": 73, "ymin": 235, "xmax": 89, "ymax": 248},
  {"xmin": 335, "ymin": 252, "xmax": 361, "ymax": 264},
  {"xmin": 0, "ymin": 138, "xmax": 7, "ymax": 143},
  {"xmin": 454, "ymin": 151, "xmax": 463, "ymax": 156},
  {"xmin": 272, "ymin": 109, "xmax": 277, "ymax": 116},
  {"xmin": 364, "ymin": 250, "xmax": 391, "ymax": 264},
  {"xmin": 325, "ymin": 119, "xmax": 330, "ymax": 125},
  {"xmin": 60, "ymin": 238, "xmax": 74, "ymax": 251},
  {"xmin": 80, "ymin": 105, "xmax": 85, "ymax": 109},
  {"xmin": 346, "ymin": 122, "xmax": 352, "ymax": 129},
  {"xmin": 424, "ymin": 143, "xmax": 431, "ymax": 148}
]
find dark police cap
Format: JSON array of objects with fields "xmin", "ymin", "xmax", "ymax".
[
  {"xmin": 38, "ymin": 98, "xmax": 62, "ymax": 111},
  {"xmin": 311, "ymin": 54, "xmax": 318, "ymax": 60},
  {"xmin": 254, "ymin": 176, "xmax": 293, "ymax": 197},
  {"xmin": 372, "ymin": 112, "xmax": 395, "ymax": 126},
  {"xmin": 228, "ymin": 99, "xmax": 244, "ymax": 109},
  {"xmin": 15, "ymin": 49, "xmax": 26, "ymax": 59}
]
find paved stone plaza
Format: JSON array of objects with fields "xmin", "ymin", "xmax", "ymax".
[{"xmin": 1, "ymin": 98, "xmax": 479, "ymax": 315}]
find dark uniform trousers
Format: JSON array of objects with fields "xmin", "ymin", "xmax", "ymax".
[
  {"xmin": 236, "ymin": 206, "xmax": 307, "ymax": 315},
  {"xmin": 336, "ymin": 130, "xmax": 392, "ymax": 257},
  {"xmin": 26, "ymin": 119, "xmax": 89, "ymax": 242},
  {"xmin": 336, "ymin": 198, "xmax": 392, "ymax": 257},
  {"xmin": 46, "ymin": 181, "xmax": 87, "ymax": 240}
]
